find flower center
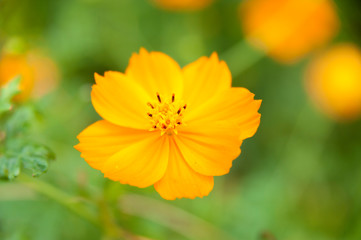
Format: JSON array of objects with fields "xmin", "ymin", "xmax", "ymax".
[{"xmin": 147, "ymin": 93, "xmax": 187, "ymax": 136}]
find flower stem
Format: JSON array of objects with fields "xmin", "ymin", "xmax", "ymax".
[
  {"xmin": 221, "ymin": 39, "xmax": 265, "ymax": 78},
  {"xmin": 16, "ymin": 174, "xmax": 100, "ymax": 227},
  {"xmin": 119, "ymin": 193, "xmax": 238, "ymax": 240}
]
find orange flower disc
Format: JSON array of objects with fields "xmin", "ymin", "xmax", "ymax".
[
  {"xmin": 152, "ymin": 0, "xmax": 213, "ymax": 11},
  {"xmin": 75, "ymin": 48, "xmax": 261, "ymax": 200},
  {"xmin": 306, "ymin": 44, "xmax": 361, "ymax": 121},
  {"xmin": 240, "ymin": 0, "xmax": 339, "ymax": 63}
]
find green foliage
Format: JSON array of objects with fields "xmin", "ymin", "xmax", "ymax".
[
  {"xmin": 0, "ymin": 143, "xmax": 54, "ymax": 180},
  {"xmin": 0, "ymin": 76, "xmax": 21, "ymax": 114},
  {"xmin": 0, "ymin": 77, "xmax": 55, "ymax": 180}
]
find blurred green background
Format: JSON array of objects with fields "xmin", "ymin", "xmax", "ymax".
[{"xmin": 1, "ymin": 0, "xmax": 361, "ymax": 239}]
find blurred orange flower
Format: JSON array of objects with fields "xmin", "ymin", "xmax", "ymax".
[
  {"xmin": 152, "ymin": 0, "xmax": 213, "ymax": 11},
  {"xmin": 75, "ymin": 48, "xmax": 261, "ymax": 200},
  {"xmin": 240, "ymin": 0, "xmax": 339, "ymax": 63},
  {"xmin": 0, "ymin": 51, "xmax": 59, "ymax": 101},
  {"xmin": 306, "ymin": 44, "xmax": 361, "ymax": 121}
]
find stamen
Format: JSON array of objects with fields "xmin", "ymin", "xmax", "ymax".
[
  {"xmin": 147, "ymin": 92, "xmax": 186, "ymax": 136},
  {"xmin": 157, "ymin": 92, "xmax": 162, "ymax": 103},
  {"xmin": 147, "ymin": 103, "xmax": 154, "ymax": 109}
]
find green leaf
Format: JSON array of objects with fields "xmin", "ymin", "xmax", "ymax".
[
  {"xmin": 0, "ymin": 143, "xmax": 55, "ymax": 180},
  {"xmin": 0, "ymin": 155, "xmax": 21, "ymax": 180},
  {"xmin": 0, "ymin": 76, "xmax": 21, "ymax": 114},
  {"xmin": 4, "ymin": 105, "xmax": 36, "ymax": 138},
  {"xmin": 21, "ymin": 144, "xmax": 55, "ymax": 177}
]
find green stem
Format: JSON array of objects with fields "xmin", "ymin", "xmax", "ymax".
[
  {"xmin": 119, "ymin": 193, "xmax": 238, "ymax": 240},
  {"xmin": 98, "ymin": 199, "xmax": 125, "ymax": 240},
  {"xmin": 16, "ymin": 174, "xmax": 100, "ymax": 227},
  {"xmin": 221, "ymin": 39, "xmax": 265, "ymax": 78}
]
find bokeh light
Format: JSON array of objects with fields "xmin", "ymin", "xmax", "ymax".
[
  {"xmin": 0, "ymin": 48, "xmax": 59, "ymax": 101},
  {"xmin": 152, "ymin": 0, "xmax": 214, "ymax": 11},
  {"xmin": 240, "ymin": 0, "xmax": 339, "ymax": 63},
  {"xmin": 306, "ymin": 43, "xmax": 361, "ymax": 121}
]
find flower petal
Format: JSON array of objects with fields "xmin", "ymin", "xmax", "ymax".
[
  {"xmin": 125, "ymin": 48, "xmax": 183, "ymax": 99},
  {"xmin": 75, "ymin": 120, "xmax": 153, "ymax": 169},
  {"xmin": 175, "ymin": 123, "xmax": 242, "ymax": 176},
  {"xmin": 101, "ymin": 134, "xmax": 169, "ymax": 188},
  {"xmin": 182, "ymin": 52, "xmax": 231, "ymax": 110},
  {"xmin": 154, "ymin": 138, "xmax": 214, "ymax": 200},
  {"xmin": 185, "ymin": 87, "xmax": 261, "ymax": 140},
  {"xmin": 91, "ymin": 71, "xmax": 152, "ymax": 129}
]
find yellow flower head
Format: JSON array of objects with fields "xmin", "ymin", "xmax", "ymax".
[
  {"xmin": 305, "ymin": 44, "xmax": 361, "ymax": 121},
  {"xmin": 152, "ymin": 0, "xmax": 213, "ymax": 11},
  {"xmin": 0, "ymin": 51, "xmax": 59, "ymax": 101},
  {"xmin": 75, "ymin": 48, "xmax": 261, "ymax": 200},
  {"xmin": 240, "ymin": 0, "xmax": 339, "ymax": 63}
]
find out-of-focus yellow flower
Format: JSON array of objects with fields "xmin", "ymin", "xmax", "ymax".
[
  {"xmin": 0, "ymin": 51, "xmax": 59, "ymax": 101},
  {"xmin": 152, "ymin": 0, "xmax": 213, "ymax": 11},
  {"xmin": 0, "ymin": 53, "xmax": 34, "ymax": 101},
  {"xmin": 75, "ymin": 48, "xmax": 261, "ymax": 200},
  {"xmin": 306, "ymin": 44, "xmax": 361, "ymax": 121},
  {"xmin": 240, "ymin": 0, "xmax": 339, "ymax": 63}
]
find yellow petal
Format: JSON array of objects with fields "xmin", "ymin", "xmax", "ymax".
[
  {"xmin": 182, "ymin": 52, "xmax": 231, "ymax": 110},
  {"xmin": 154, "ymin": 138, "xmax": 214, "ymax": 200},
  {"xmin": 101, "ymin": 134, "xmax": 169, "ymax": 188},
  {"xmin": 125, "ymin": 48, "xmax": 183, "ymax": 99},
  {"xmin": 175, "ymin": 123, "xmax": 242, "ymax": 176},
  {"xmin": 91, "ymin": 71, "xmax": 152, "ymax": 129},
  {"xmin": 75, "ymin": 120, "xmax": 153, "ymax": 169},
  {"xmin": 185, "ymin": 87, "xmax": 261, "ymax": 140}
]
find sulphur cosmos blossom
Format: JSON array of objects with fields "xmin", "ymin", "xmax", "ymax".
[
  {"xmin": 240, "ymin": 0, "xmax": 339, "ymax": 63},
  {"xmin": 75, "ymin": 48, "xmax": 261, "ymax": 200},
  {"xmin": 305, "ymin": 44, "xmax": 361, "ymax": 121},
  {"xmin": 152, "ymin": 0, "xmax": 213, "ymax": 11},
  {"xmin": 0, "ymin": 51, "xmax": 59, "ymax": 101}
]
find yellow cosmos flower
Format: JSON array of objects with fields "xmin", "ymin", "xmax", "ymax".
[
  {"xmin": 240, "ymin": 0, "xmax": 339, "ymax": 63},
  {"xmin": 152, "ymin": 0, "xmax": 213, "ymax": 11},
  {"xmin": 0, "ymin": 51, "xmax": 59, "ymax": 101},
  {"xmin": 306, "ymin": 44, "xmax": 361, "ymax": 121},
  {"xmin": 75, "ymin": 48, "xmax": 261, "ymax": 200}
]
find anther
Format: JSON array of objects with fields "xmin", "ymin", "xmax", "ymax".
[
  {"xmin": 157, "ymin": 93, "xmax": 162, "ymax": 103},
  {"xmin": 147, "ymin": 103, "xmax": 154, "ymax": 109},
  {"xmin": 146, "ymin": 93, "xmax": 186, "ymax": 135}
]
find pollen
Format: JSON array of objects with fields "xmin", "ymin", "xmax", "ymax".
[{"xmin": 147, "ymin": 93, "xmax": 186, "ymax": 136}]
